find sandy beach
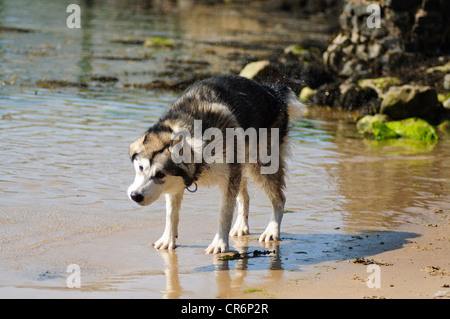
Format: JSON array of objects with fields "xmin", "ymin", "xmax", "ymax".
[{"xmin": 229, "ymin": 206, "xmax": 450, "ymax": 299}]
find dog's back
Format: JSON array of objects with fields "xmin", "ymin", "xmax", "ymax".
[{"xmin": 159, "ymin": 75, "xmax": 303, "ymax": 137}]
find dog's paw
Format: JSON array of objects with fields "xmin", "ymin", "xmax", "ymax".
[
  {"xmin": 229, "ymin": 215, "xmax": 250, "ymax": 237},
  {"xmin": 154, "ymin": 235, "xmax": 177, "ymax": 250},
  {"xmin": 259, "ymin": 221, "xmax": 280, "ymax": 242},
  {"xmin": 204, "ymin": 235, "xmax": 229, "ymax": 254}
]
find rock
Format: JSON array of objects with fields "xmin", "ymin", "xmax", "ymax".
[
  {"xmin": 422, "ymin": 0, "xmax": 444, "ymax": 11},
  {"xmin": 284, "ymin": 45, "xmax": 309, "ymax": 57},
  {"xmin": 342, "ymin": 44, "xmax": 355, "ymax": 56},
  {"xmin": 310, "ymin": 83, "xmax": 341, "ymax": 107},
  {"xmin": 143, "ymin": 37, "xmax": 175, "ymax": 48},
  {"xmin": 380, "ymin": 85, "xmax": 439, "ymax": 120},
  {"xmin": 385, "ymin": 118, "xmax": 438, "ymax": 141},
  {"xmin": 239, "ymin": 60, "xmax": 270, "ymax": 79},
  {"xmin": 443, "ymin": 98, "xmax": 450, "ymax": 109},
  {"xmin": 339, "ymin": 60, "xmax": 368, "ymax": 78},
  {"xmin": 339, "ymin": 84, "xmax": 379, "ymax": 112},
  {"xmin": 299, "ymin": 87, "xmax": 316, "ymax": 102},
  {"xmin": 358, "ymin": 77, "xmax": 401, "ymax": 96},
  {"xmin": 385, "ymin": 0, "xmax": 422, "ymax": 10},
  {"xmin": 238, "ymin": 60, "xmax": 284, "ymax": 83},
  {"xmin": 367, "ymin": 43, "xmax": 384, "ymax": 60},
  {"xmin": 0, "ymin": 26, "xmax": 35, "ymax": 33},
  {"xmin": 437, "ymin": 93, "xmax": 450, "ymax": 103},
  {"xmin": 326, "ymin": 0, "xmax": 450, "ymax": 78},
  {"xmin": 380, "ymin": 51, "xmax": 415, "ymax": 74},
  {"xmin": 356, "ymin": 114, "xmax": 400, "ymax": 139},
  {"xmin": 296, "ymin": 64, "xmax": 331, "ymax": 89},
  {"xmin": 426, "ymin": 62, "xmax": 450, "ymax": 74},
  {"xmin": 356, "ymin": 44, "xmax": 369, "ymax": 61},
  {"xmin": 239, "ymin": 60, "xmax": 305, "ymax": 93},
  {"xmin": 357, "ymin": 115, "xmax": 438, "ymax": 140},
  {"xmin": 332, "ymin": 33, "xmax": 351, "ymax": 46},
  {"xmin": 36, "ymin": 80, "xmax": 88, "ymax": 89},
  {"xmin": 379, "ymin": 37, "xmax": 404, "ymax": 53},
  {"xmin": 444, "ymin": 74, "xmax": 450, "ymax": 91},
  {"xmin": 437, "ymin": 119, "xmax": 450, "ymax": 135}
]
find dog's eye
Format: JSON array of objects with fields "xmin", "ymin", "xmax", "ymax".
[
  {"xmin": 154, "ymin": 172, "xmax": 165, "ymax": 179},
  {"xmin": 139, "ymin": 165, "xmax": 144, "ymax": 172}
]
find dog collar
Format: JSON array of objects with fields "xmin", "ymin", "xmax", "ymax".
[{"xmin": 186, "ymin": 182, "xmax": 198, "ymax": 193}]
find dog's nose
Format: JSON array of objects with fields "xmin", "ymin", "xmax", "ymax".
[{"xmin": 130, "ymin": 192, "xmax": 144, "ymax": 203}]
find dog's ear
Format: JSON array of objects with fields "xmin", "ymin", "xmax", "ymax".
[
  {"xmin": 169, "ymin": 133, "xmax": 184, "ymax": 156},
  {"xmin": 169, "ymin": 128, "xmax": 193, "ymax": 159},
  {"xmin": 129, "ymin": 135, "xmax": 147, "ymax": 160}
]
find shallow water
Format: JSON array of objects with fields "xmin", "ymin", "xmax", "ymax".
[
  {"xmin": 1, "ymin": 89, "xmax": 449, "ymax": 298},
  {"xmin": 1, "ymin": 0, "xmax": 449, "ymax": 298}
]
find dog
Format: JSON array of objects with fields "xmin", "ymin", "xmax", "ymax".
[{"xmin": 127, "ymin": 75, "xmax": 303, "ymax": 254}]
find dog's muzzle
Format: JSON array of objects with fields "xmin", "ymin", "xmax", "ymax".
[{"xmin": 130, "ymin": 191, "xmax": 144, "ymax": 203}]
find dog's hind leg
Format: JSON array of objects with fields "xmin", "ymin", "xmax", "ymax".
[
  {"xmin": 229, "ymin": 177, "xmax": 250, "ymax": 237},
  {"xmin": 258, "ymin": 167, "xmax": 286, "ymax": 243},
  {"xmin": 205, "ymin": 165, "xmax": 241, "ymax": 254},
  {"xmin": 154, "ymin": 191, "xmax": 184, "ymax": 250}
]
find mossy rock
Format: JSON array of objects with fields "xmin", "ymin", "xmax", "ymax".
[
  {"xmin": 358, "ymin": 77, "xmax": 401, "ymax": 95},
  {"xmin": 239, "ymin": 60, "xmax": 270, "ymax": 79},
  {"xmin": 284, "ymin": 44, "xmax": 309, "ymax": 57},
  {"xmin": 299, "ymin": 86, "xmax": 316, "ymax": 102},
  {"xmin": 357, "ymin": 115, "xmax": 438, "ymax": 141},
  {"xmin": 437, "ymin": 93, "xmax": 450, "ymax": 103},
  {"xmin": 426, "ymin": 62, "xmax": 450, "ymax": 74},
  {"xmin": 144, "ymin": 37, "xmax": 175, "ymax": 48},
  {"xmin": 356, "ymin": 114, "xmax": 399, "ymax": 139},
  {"xmin": 385, "ymin": 118, "xmax": 438, "ymax": 141}
]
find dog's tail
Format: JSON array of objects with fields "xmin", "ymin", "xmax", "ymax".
[{"xmin": 269, "ymin": 84, "xmax": 305, "ymax": 122}]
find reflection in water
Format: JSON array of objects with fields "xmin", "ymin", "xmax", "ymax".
[
  {"xmin": 317, "ymin": 113, "xmax": 450, "ymax": 231},
  {"xmin": 158, "ymin": 250, "xmax": 182, "ymax": 299},
  {"xmin": 212, "ymin": 243, "xmax": 283, "ymax": 299}
]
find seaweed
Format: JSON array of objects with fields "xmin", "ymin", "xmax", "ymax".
[{"xmin": 218, "ymin": 249, "xmax": 276, "ymax": 261}]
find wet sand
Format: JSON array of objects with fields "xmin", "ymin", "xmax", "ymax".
[{"xmin": 230, "ymin": 207, "xmax": 450, "ymax": 299}]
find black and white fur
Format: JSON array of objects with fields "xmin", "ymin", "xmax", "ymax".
[{"xmin": 127, "ymin": 75, "xmax": 303, "ymax": 254}]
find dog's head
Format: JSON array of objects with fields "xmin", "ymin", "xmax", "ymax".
[{"xmin": 127, "ymin": 126, "xmax": 194, "ymax": 206}]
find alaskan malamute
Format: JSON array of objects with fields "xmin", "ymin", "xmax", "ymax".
[{"xmin": 127, "ymin": 75, "xmax": 303, "ymax": 254}]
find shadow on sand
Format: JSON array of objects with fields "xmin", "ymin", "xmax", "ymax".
[
  {"xmin": 156, "ymin": 230, "xmax": 419, "ymax": 298},
  {"xmin": 191, "ymin": 231, "xmax": 419, "ymax": 272}
]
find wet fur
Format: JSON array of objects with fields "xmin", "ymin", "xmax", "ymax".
[{"xmin": 128, "ymin": 75, "xmax": 304, "ymax": 253}]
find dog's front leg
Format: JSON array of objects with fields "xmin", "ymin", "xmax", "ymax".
[
  {"xmin": 205, "ymin": 174, "xmax": 239, "ymax": 254},
  {"xmin": 154, "ymin": 191, "xmax": 183, "ymax": 250},
  {"xmin": 204, "ymin": 197, "xmax": 235, "ymax": 254}
]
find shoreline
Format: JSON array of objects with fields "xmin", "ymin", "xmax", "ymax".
[{"xmin": 229, "ymin": 204, "xmax": 450, "ymax": 299}]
